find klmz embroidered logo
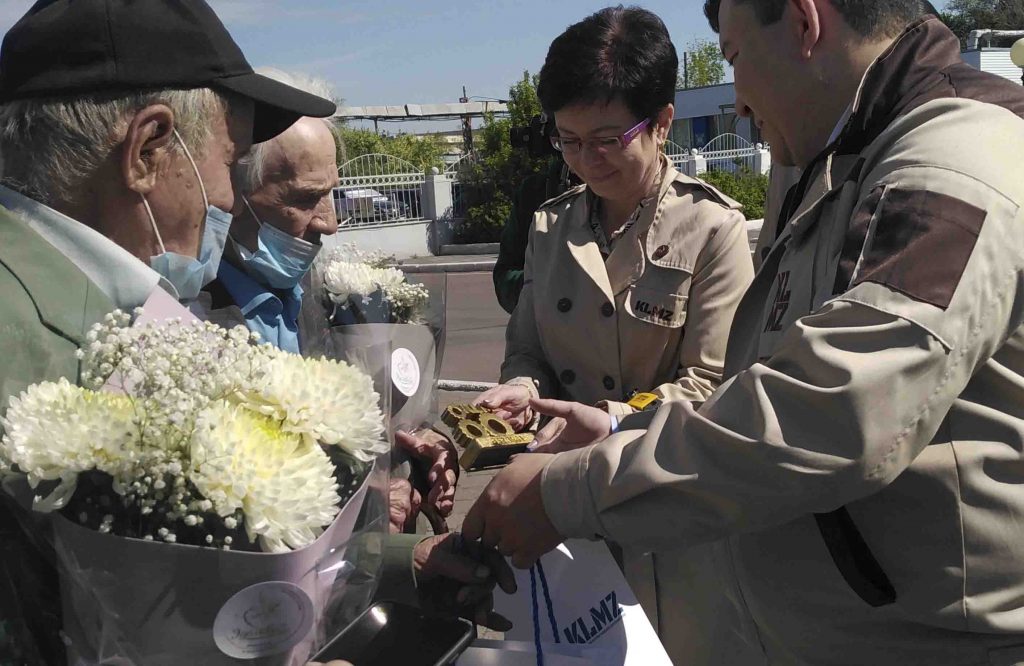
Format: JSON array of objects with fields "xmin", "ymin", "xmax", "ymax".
[
  {"xmin": 634, "ymin": 300, "xmax": 674, "ymax": 322},
  {"xmin": 764, "ymin": 271, "xmax": 792, "ymax": 333}
]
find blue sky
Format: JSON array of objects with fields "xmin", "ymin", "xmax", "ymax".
[{"xmin": 0, "ymin": 0, "xmax": 952, "ymax": 133}]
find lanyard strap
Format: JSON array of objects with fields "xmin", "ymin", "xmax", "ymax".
[{"xmin": 530, "ymin": 560, "xmax": 560, "ymax": 665}]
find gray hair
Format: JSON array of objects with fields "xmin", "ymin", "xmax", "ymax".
[
  {"xmin": 0, "ymin": 87, "xmax": 228, "ymax": 208},
  {"xmin": 235, "ymin": 68, "xmax": 339, "ymax": 195}
]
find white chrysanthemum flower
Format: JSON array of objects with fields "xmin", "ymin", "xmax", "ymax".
[
  {"xmin": 0, "ymin": 378, "xmax": 139, "ymax": 494},
  {"xmin": 190, "ymin": 401, "xmax": 341, "ymax": 552},
  {"xmin": 324, "ymin": 260, "xmax": 383, "ymax": 304},
  {"xmin": 237, "ymin": 352, "xmax": 387, "ymax": 462}
]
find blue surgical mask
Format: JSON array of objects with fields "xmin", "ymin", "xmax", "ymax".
[
  {"xmin": 143, "ymin": 129, "xmax": 232, "ymax": 301},
  {"xmin": 235, "ymin": 196, "xmax": 321, "ymax": 289}
]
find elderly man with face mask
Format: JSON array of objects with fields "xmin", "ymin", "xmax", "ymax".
[
  {"xmin": 201, "ymin": 70, "xmax": 340, "ymax": 355},
  {"xmin": 199, "ymin": 74, "xmax": 460, "ymax": 536},
  {"xmin": 0, "ymin": 1, "xmax": 509, "ymax": 661}
]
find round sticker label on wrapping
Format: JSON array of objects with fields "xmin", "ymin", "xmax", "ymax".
[
  {"xmin": 391, "ymin": 347, "xmax": 421, "ymax": 397},
  {"xmin": 213, "ymin": 581, "xmax": 314, "ymax": 658}
]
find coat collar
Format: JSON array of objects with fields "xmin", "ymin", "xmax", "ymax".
[{"xmin": 566, "ymin": 157, "xmax": 678, "ymax": 300}]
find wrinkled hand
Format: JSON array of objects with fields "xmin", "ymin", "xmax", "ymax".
[
  {"xmin": 528, "ymin": 399, "xmax": 612, "ymax": 454},
  {"xmin": 472, "ymin": 384, "xmax": 533, "ymax": 432},
  {"xmin": 396, "ymin": 429, "xmax": 458, "ymax": 517},
  {"xmin": 462, "ymin": 454, "xmax": 563, "ymax": 569},
  {"xmin": 414, "ymin": 533, "xmax": 517, "ymax": 631},
  {"xmin": 389, "ymin": 478, "xmax": 421, "ymax": 534}
]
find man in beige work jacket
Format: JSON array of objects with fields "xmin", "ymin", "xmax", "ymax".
[{"xmin": 465, "ymin": 1, "xmax": 1024, "ymax": 663}]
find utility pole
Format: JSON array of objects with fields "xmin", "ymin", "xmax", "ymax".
[
  {"xmin": 683, "ymin": 52, "xmax": 689, "ymax": 89},
  {"xmin": 459, "ymin": 85, "xmax": 474, "ymax": 154}
]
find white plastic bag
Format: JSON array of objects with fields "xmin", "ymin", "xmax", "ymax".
[{"xmin": 493, "ymin": 540, "xmax": 671, "ymax": 666}]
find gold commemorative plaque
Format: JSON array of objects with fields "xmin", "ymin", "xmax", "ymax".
[{"xmin": 443, "ymin": 404, "xmax": 534, "ymax": 470}]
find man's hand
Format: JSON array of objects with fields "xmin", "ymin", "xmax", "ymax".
[
  {"xmin": 396, "ymin": 429, "xmax": 458, "ymax": 517},
  {"xmin": 388, "ymin": 478, "xmax": 420, "ymax": 534},
  {"xmin": 462, "ymin": 454, "xmax": 563, "ymax": 569},
  {"xmin": 472, "ymin": 384, "xmax": 533, "ymax": 432},
  {"xmin": 414, "ymin": 533, "xmax": 517, "ymax": 631},
  {"xmin": 528, "ymin": 399, "xmax": 612, "ymax": 454}
]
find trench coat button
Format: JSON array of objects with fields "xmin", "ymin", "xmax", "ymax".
[
  {"xmin": 560, "ymin": 369, "xmax": 576, "ymax": 385},
  {"xmin": 601, "ymin": 302, "xmax": 614, "ymax": 317},
  {"xmin": 603, "ymin": 376, "xmax": 615, "ymax": 391},
  {"xmin": 557, "ymin": 297, "xmax": 573, "ymax": 313},
  {"xmin": 653, "ymin": 245, "xmax": 670, "ymax": 260}
]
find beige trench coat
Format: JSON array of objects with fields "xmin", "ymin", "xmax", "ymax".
[
  {"xmin": 501, "ymin": 160, "xmax": 754, "ymax": 415},
  {"xmin": 500, "ymin": 160, "xmax": 758, "ymax": 664}
]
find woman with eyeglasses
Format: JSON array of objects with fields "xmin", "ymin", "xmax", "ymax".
[{"xmin": 471, "ymin": 6, "xmax": 759, "ymax": 665}]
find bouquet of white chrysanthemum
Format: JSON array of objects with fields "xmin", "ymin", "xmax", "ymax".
[
  {"xmin": 323, "ymin": 244, "xmax": 429, "ymax": 325},
  {"xmin": 320, "ymin": 245, "xmax": 446, "ymax": 435},
  {"xmin": 0, "ymin": 309, "xmax": 391, "ymax": 664}
]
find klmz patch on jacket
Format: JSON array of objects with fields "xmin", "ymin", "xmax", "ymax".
[
  {"xmin": 853, "ymin": 188, "xmax": 985, "ymax": 310},
  {"xmin": 625, "ymin": 286, "xmax": 687, "ymax": 328}
]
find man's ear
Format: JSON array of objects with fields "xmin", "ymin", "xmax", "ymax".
[
  {"xmin": 122, "ymin": 104, "xmax": 176, "ymax": 195},
  {"xmin": 655, "ymin": 104, "xmax": 675, "ymax": 145},
  {"xmin": 789, "ymin": 0, "xmax": 823, "ymax": 60}
]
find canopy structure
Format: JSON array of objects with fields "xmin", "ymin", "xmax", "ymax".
[{"xmin": 333, "ymin": 101, "xmax": 509, "ymax": 122}]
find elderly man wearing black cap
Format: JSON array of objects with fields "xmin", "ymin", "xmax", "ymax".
[
  {"xmin": 0, "ymin": 1, "xmax": 512, "ymax": 662},
  {"xmin": 0, "ymin": 1, "xmax": 330, "ymax": 661}
]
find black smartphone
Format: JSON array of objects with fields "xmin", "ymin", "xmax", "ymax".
[{"xmin": 310, "ymin": 601, "xmax": 477, "ymax": 666}]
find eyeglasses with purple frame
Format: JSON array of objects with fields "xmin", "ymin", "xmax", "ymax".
[{"xmin": 550, "ymin": 117, "xmax": 652, "ymax": 155}]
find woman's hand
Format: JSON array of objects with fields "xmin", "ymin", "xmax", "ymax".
[
  {"xmin": 527, "ymin": 399, "xmax": 613, "ymax": 453},
  {"xmin": 472, "ymin": 384, "xmax": 533, "ymax": 432}
]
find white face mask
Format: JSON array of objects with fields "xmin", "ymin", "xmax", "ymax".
[
  {"xmin": 142, "ymin": 129, "xmax": 232, "ymax": 301},
  {"xmin": 235, "ymin": 196, "xmax": 321, "ymax": 290}
]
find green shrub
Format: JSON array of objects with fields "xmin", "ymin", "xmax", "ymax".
[{"xmin": 701, "ymin": 168, "xmax": 769, "ymax": 220}]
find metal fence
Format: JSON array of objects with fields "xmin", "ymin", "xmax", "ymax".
[
  {"xmin": 700, "ymin": 133, "xmax": 759, "ymax": 173},
  {"xmin": 446, "ymin": 152, "xmax": 478, "ymax": 220},
  {"xmin": 664, "ymin": 134, "xmax": 762, "ymax": 175},
  {"xmin": 334, "ymin": 153, "xmax": 427, "ymax": 228}
]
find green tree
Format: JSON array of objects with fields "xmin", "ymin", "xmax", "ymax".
[
  {"xmin": 940, "ymin": 0, "xmax": 1024, "ymax": 47},
  {"xmin": 454, "ymin": 71, "xmax": 549, "ymax": 243},
  {"xmin": 678, "ymin": 39, "xmax": 726, "ymax": 89},
  {"xmin": 335, "ymin": 127, "xmax": 445, "ymax": 174}
]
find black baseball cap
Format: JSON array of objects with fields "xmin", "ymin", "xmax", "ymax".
[{"xmin": 0, "ymin": 0, "xmax": 337, "ymax": 142}]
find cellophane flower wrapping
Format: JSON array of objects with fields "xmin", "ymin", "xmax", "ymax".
[
  {"xmin": 0, "ymin": 309, "xmax": 393, "ymax": 664},
  {"xmin": 320, "ymin": 247, "xmax": 447, "ymax": 435}
]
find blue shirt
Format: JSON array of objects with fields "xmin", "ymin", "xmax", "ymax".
[{"xmin": 217, "ymin": 260, "xmax": 304, "ymax": 354}]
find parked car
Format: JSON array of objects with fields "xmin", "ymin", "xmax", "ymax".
[{"xmin": 333, "ymin": 188, "xmax": 406, "ymax": 223}]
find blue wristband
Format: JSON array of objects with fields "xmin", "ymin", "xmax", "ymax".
[{"xmin": 609, "ymin": 414, "xmax": 619, "ymax": 434}]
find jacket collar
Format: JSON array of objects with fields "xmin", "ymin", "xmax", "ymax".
[
  {"xmin": 0, "ymin": 207, "xmax": 114, "ymax": 346},
  {"xmin": 780, "ymin": 16, "xmax": 961, "ymax": 242},
  {"xmin": 835, "ymin": 16, "xmax": 964, "ymax": 156}
]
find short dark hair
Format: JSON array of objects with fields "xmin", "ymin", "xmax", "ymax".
[
  {"xmin": 537, "ymin": 6, "xmax": 677, "ymax": 122},
  {"xmin": 703, "ymin": 0, "xmax": 933, "ymax": 38}
]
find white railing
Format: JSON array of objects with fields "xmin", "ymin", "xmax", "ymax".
[
  {"xmin": 335, "ymin": 153, "xmax": 427, "ymax": 228},
  {"xmin": 446, "ymin": 151, "xmax": 480, "ymax": 220},
  {"xmin": 700, "ymin": 133, "xmax": 758, "ymax": 173},
  {"xmin": 664, "ymin": 134, "xmax": 766, "ymax": 175}
]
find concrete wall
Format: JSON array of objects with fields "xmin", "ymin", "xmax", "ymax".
[{"xmin": 323, "ymin": 219, "xmax": 433, "ymax": 259}]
